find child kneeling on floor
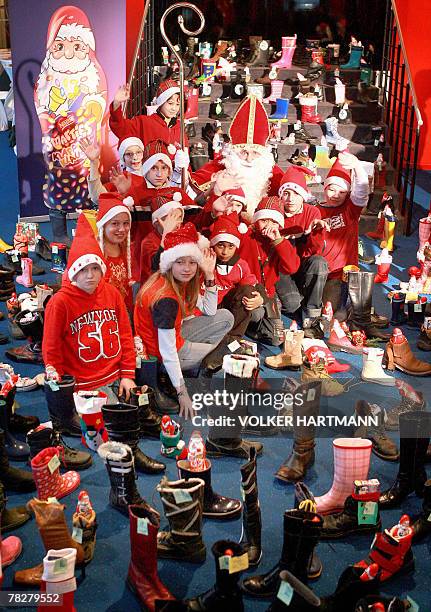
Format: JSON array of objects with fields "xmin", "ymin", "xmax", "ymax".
[
  {"xmin": 42, "ymin": 223, "xmax": 136, "ymax": 403},
  {"xmin": 134, "ymin": 223, "xmax": 234, "ymax": 419}
]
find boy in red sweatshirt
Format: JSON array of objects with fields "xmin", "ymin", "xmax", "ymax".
[{"xmin": 42, "ymin": 225, "xmax": 136, "ymax": 401}]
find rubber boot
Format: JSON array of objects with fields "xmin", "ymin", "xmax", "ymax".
[
  {"xmin": 44, "ymin": 376, "xmax": 81, "ymax": 437},
  {"xmin": 0, "ymin": 480, "xmax": 31, "ymax": 533},
  {"xmin": 31, "ymin": 447, "xmax": 80, "ymax": 501},
  {"xmin": 98, "ymin": 441, "xmax": 146, "ymax": 515},
  {"xmin": 241, "ymin": 508, "xmax": 322, "ymax": 598},
  {"xmin": 240, "ymin": 447, "xmax": 262, "ymax": 567},
  {"xmin": 136, "ymin": 356, "xmax": 180, "ymax": 414},
  {"xmin": 324, "ymin": 116, "xmax": 349, "ymax": 150},
  {"xmin": 361, "ymin": 347, "xmax": 395, "ymax": 386},
  {"xmin": 49, "ymin": 209, "xmax": 71, "ymax": 247},
  {"xmin": 0, "ymin": 398, "xmax": 30, "ymax": 461},
  {"xmin": 271, "ymin": 36, "xmax": 297, "ymax": 69},
  {"xmin": 412, "ymin": 479, "xmax": 431, "ymax": 542},
  {"xmin": 269, "ymin": 99, "xmax": 289, "ymax": 122},
  {"xmin": 73, "ymin": 391, "xmax": 108, "ymax": 451},
  {"xmin": 263, "ymin": 79, "xmax": 284, "ymax": 104},
  {"xmin": 50, "ymin": 243, "xmax": 68, "ymax": 274},
  {"xmin": 390, "ymin": 293, "xmax": 407, "ymax": 325},
  {"xmin": 250, "ymin": 40, "xmax": 271, "ymax": 67},
  {"xmin": 187, "ymin": 540, "xmax": 247, "ymax": 611},
  {"xmin": 265, "ymin": 329, "xmax": 304, "ymax": 370},
  {"xmin": 347, "ymin": 270, "xmax": 391, "ymax": 340},
  {"xmin": 379, "ymin": 411, "xmax": 431, "ymax": 508},
  {"xmin": 16, "ymin": 257, "xmax": 33, "ymax": 287},
  {"xmin": 37, "ymin": 548, "xmax": 77, "ymax": 612},
  {"xmin": 184, "ymin": 86, "xmax": 199, "ymax": 122},
  {"xmin": 299, "ymin": 96, "xmax": 322, "ymax": 124},
  {"xmin": 156, "ymin": 477, "xmax": 206, "ymax": 563},
  {"xmin": 178, "ymin": 458, "xmax": 241, "ymax": 520},
  {"xmin": 129, "ymin": 386, "xmax": 162, "ymax": 439},
  {"xmin": 126, "ymin": 503, "xmax": 175, "ymax": 612},
  {"xmin": 381, "ymin": 219, "xmax": 396, "ymax": 252},
  {"xmin": 374, "ymin": 259, "xmax": 391, "ymax": 284},
  {"xmin": 101, "ymin": 403, "xmax": 165, "ymax": 474},
  {"xmin": 366, "ymin": 214, "xmax": 385, "ymax": 240},
  {"xmin": 354, "ymin": 400, "xmax": 399, "ymax": 461},
  {"xmin": 340, "ymin": 45, "xmax": 363, "ymax": 69},
  {"xmin": 6, "ymin": 309, "xmax": 44, "ymax": 364},
  {"xmin": 0, "ymin": 428, "xmax": 35, "ymax": 492},
  {"xmin": 315, "ymin": 438, "xmax": 372, "ymax": 514},
  {"xmin": 275, "ymin": 381, "xmax": 321, "ymax": 483}
]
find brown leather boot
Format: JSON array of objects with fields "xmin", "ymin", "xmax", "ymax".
[
  {"xmin": 384, "ymin": 336, "xmax": 431, "ymax": 376},
  {"xmin": 275, "ymin": 439, "xmax": 315, "ymax": 482},
  {"xmin": 265, "ymin": 330, "xmax": 304, "ymax": 370},
  {"xmin": 13, "ymin": 498, "xmax": 85, "ymax": 586}
]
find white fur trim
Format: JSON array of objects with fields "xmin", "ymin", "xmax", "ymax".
[
  {"xmin": 97, "ymin": 441, "xmax": 130, "ymax": 461},
  {"xmin": 324, "ymin": 176, "xmax": 350, "ymax": 190},
  {"xmin": 122, "ymin": 196, "xmax": 135, "ymax": 209},
  {"xmin": 172, "ymin": 192, "xmax": 182, "ymax": 202},
  {"xmin": 210, "ymin": 232, "xmax": 240, "ymax": 249},
  {"xmin": 96, "ymin": 205, "xmax": 131, "ymax": 230},
  {"xmin": 252, "ymin": 209, "xmax": 284, "ymax": 228},
  {"xmin": 238, "ymin": 223, "xmax": 248, "ymax": 234},
  {"xmin": 160, "ymin": 243, "xmax": 204, "ymax": 274},
  {"xmin": 222, "ymin": 354, "xmax": 260, "ymax": 377},
  {"xmin": 154, "ymin": 86, "xmax": 180, "ymax": 108},
  {"xmin": 142, "ymin": 153, "xmax": 173, "ymax": 178},
  {"xmin": 278, "ymin": 182, "xmax": 309, "ymax": 200},
  {"xmin": 57, "ymin": 23, "xmax": 95, "ymax": 50},
  {"xmin": 197, "ymin": 234, "xmax": 210, "ymax": 250},
  {"xmin": 299, "ymin": 95, "xmax": 318, "ymax": 106},
  {"xmin": 118, "ymin": 137, "xmax": 145, "ymax": 166},
  {"xmin": 68, "ymin": 255, "xmax": 106, "ymax": 281},
  {"xmin": 151, "ymin": 200, "xmax": 183, "ymax": 224}
]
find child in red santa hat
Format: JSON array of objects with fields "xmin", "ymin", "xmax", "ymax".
[
  {"xmin": 239, "ymin": 196, "xmax": 301, "ymax": 345},
  {"xmin": 43, "ymin": 223, "xmax": 136, "ymax": 401},
  {"xmin": 134, "ymin": 223, "xmax": 234, "ymax": 419},
  {"xmin": 96, "ymin": 193, "xmax": 134, "ymax": 311}
]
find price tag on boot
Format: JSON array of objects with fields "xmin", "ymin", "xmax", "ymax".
[
  {"xmin": 277, "ymin": 580, "xmax": 294, "ymax": 606},
  {"xmin": 173, "ymin": 489, "xmax": 192, "ymax": 504},
  {"xmin": 414, "ymin": 303, "xmax": 423, "ymax": 312},
  {"xmin": 227, "ymin": 340, "xmax": 241, "ymax": 352},
  {"xmin": 137, "ymin": 517, "xmax": 149, "ymax": 535},
  {"xmin": 229, "ymin": 552, "xmax": 249, "ymax": 573},
  {"xmin": 138, "ymin": 393, "xmax": 149, "ymax": 406},
  {"xmin": 53, "ymin": 557, "xmax": 68, "ymax": 574},
  {"xmin": 357, "ymin": 501, "xmax": 378, "ymax": 525},
  {"xmin": 406, "ymin": 596, "xmax": 419, "ymax": 611},
  {"xmin": 48, "ymin": 453, "xmax": 61, "ymax": 474},
  {"xmin": 72, "ymin": 526, "xmax": 83, "ymax": 544},
  {"xmin": 136, "ymin": 356, "xmax": 142, "ymax": 369},
  {"xmin": 218, "ymin": 555, "xmax": 230, "ymax": 571},
  {"xmin": 52, "ymin": 245, "xmax": 59, "ymax": 254},
  {"xmin": 47, "ymin": 380, "xmax": 59, "ymax": 391}
]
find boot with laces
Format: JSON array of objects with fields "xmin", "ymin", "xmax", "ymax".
[
  {"xmin": 301, "ymin": 358, "xmax": 344, "ymax": 396},
  {"xmin": 354, "ymin": 400, "xmax": 399, "ymax": 461}
]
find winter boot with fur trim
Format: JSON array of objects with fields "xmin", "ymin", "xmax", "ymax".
[
  {"xmin": 31, "ymin": 447, "xmax": 80, "ymax": 501},
  {"xmin": 73, "ymin": 390, "xmax": 108, "ymax": 451},
  {"xmin": 98, "ymin": 441, "xmax": 145, "ymax": 515},
  {"xmin": 44, "ymin": 376, "xmax": 81, "ymax": 437},
  {"xmin": 156, "ymin": 477, "xmax": 206, "ymax": 564},
  {"xmin": 299, "ymin": 96, "xmax": 322, "ymax": 124},
  {"xmin": 37, "ymin": 548, "xmax": 77, "ymax": 612},
  {"xmin": 240, "ymin": 447, "xmax": 262, "ymax": 567}
]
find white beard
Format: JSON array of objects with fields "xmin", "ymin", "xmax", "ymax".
[
  {"xmin": 222, "ymin": 146, "xmax": 275, "ymax": 216},
  {"xmin": 35, "ymin": 55, "xmax": 101, "ymax": 111}
]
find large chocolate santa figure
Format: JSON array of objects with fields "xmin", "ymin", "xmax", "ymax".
[{"xmin": 34, "ymin": 6, "xmax": 107, "ymax": 240}]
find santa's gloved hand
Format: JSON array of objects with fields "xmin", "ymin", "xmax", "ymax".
[{"xmin": 174, "ymin": 148, "xmax": 190, "ymax": 171}]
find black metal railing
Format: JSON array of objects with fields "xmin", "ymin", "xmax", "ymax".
[{"xmin": 379, "ymin": 0, "xmax": 423, "ymax": 235}]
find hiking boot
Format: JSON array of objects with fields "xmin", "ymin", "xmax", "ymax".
[{"xmin": 301, "ymin": 358, "xmax": 344, "ymax": 396}]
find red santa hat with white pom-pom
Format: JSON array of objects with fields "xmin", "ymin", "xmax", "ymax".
[
  {"xmin": 278, "ymin": 165, "xmax": 313, "ymax": 200},
  {"xmin": 324, "ymin": 159, "xmax": 352, "ymax": 191},
  {"xmin": 96, "ymin": 192, "xmax": 133, "ymax": 284},
  {"xmin": 160, "ymin": 223, "xmax": 210, "ymax": 274},
  {"xmin": 152, "ymin": 79, "xmax": 181, "ymax": 109},
  {"xmin": 141, "ymin": 139, "xmax": 174, "ymax": 178},
  {"xmin": 210, "ymin": 213, "xmax": 248, "ymax": 249},
  {"xmin": 222, "ymin": 186, "xmax": 247, "ymax": 209},
  {"xmin": 252, "ymin": 196, "xmax": 285, "ymax": 228},
  {"xmin": 151, "ymin": 192, "xmax": 184, "ymax": 224}
]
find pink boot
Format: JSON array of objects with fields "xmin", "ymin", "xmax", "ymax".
[
  {"xmin": 263, "ymin": 79, "xmax": 284, "ymax": 104},
  {"xmin": 1, "ymin": 535, "xmax": 22, "ymax": 568},
  {"xmin": 328, "ymin": 319, "xmax": 363, "ymax": 355},
  {"xmin": 31, "ymin": 447, "xmax": 80, "ymax": 501},
  {"xmin": 16, "ymin": 257, "xmax": 34, "ymax": 287},
  {"xmin": 271, "ymin": 36, "xmax": 297, "ymax": 69},
  {"xmin": 417, "ymin": 217, "xmax": 431, "ymax": 260},
  {"xmin": 315, "ymin": 438, "xmax": 372, "ymax": 514},
  {"xmin": 37, "ymin": 548, "xmax": 77, "ymax": 612}
]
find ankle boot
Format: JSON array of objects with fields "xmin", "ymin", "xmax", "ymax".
[
  {"xmin": 4, "ymin": 386, "xmax": 39, "ymax": 435},
  {"xmin": 250, "ymin": 40, "xmax": 271, "ymax": 67},
  {"xmin": 354, "ymin": 400, "xmax": 399, "ymax": 461},
  {"xmin": 14, "ymin": 498, "xmax": 84, "ymax": 587},
  {"xmin": 44, "ymin": 376, "xmax": 81, "ymax": 437},
  {"xmin": 127, "ymin": 503, "xmax": 175, "ymax": 611},
  {"xmin": 385, "ymin": 384, "xmax": 425, "ymax": 431},
  {"xmin": 6, "ymin": 309, "xmax": 44, "ymax": 364},
  {"xmin": 347, "ymin": 270, "xmax": 391, "ymax": 340},
  {"xmin": 72, "ymin": 491, "xmax": 97, "ymax": 563},
  {"xmin": 35, "ymin": 235, "xmax": 52, "ymax": 261},
  {"xmin": 136, "ymin": 357, "xmax": 180, "ymax": 414},
  {"xmin": 384, "ymin": 333, "xmax": 431, "ymax": 376},
  {"xmin": 265, "ymin": 330, "xmax": 304, "ymax": 370},
  {"xmin": 301, "ymin": 358, "xmax": 344, "ymax": 396},
  {"xmin": 275, "ymin": 381, "xmax": 321, "ymax": 482},
  {"xmin": 240, "ymin": 447, "xmax": 262, "ymax": 566},
  {"xmin": 177, "ymin": 458, "xmax": 241, "ymax": 520},
  {"xmin": 156, "ymin": 477, "xmax": 206, "ymax": 563},
  {"xmin": 102, "ymin": 403, "xmax": 165, "ymax": 474},
  {"xmin": 315, "ymin": 438, "xmax": 372, "ymax": 514},
  {"xmin": 27, "ymin": 426, "xmax": 92, "ymax": 471},
  {"xmin": 129, "ymin": 386, "xmax": 162, "ymax": 439},
  {"xmin": 412, "ymin": 478, "xmax": 431, "ymax": 542},
  {"xmin": 0, "ymin": 428, "xmax": 35, "ymax": 492},
  {"xmin": 379, "ymin": 411, "xmax": 431, "ymax": 508},
  {"xmin": 98, "ymin": 441, "xmax": 145, "ymax": 515},
  {"xmin": 390, "ymin": 293, "xmax": 407, "ymax": 325},
  {"xmin": 37, "ymin": 548, "xmax": 77, "ymax": 612},
  {"xmin": 321, "ymin": 490, "xmax": 382, "ymax": 539},
  {"xmin": 31, "ymin": 447, "xmax": 80, "ymax": 501},
  {"xmin": 0, "ymin": 398, "xmax": 30, "ymax": 461},
  {"xmin": 241, "ymin": 508, "xmax": 322, "ymax": 598},
  {"xmin": 187, "ymin": 540, "xmax": 247, "ymax": 611},
  {"xmin": 417, "ymin": 324, "xmax": 431, "ymax": 351},
  {"xmin": 0, "ymin": 481, "xmax": 31, "ymax": 533}
]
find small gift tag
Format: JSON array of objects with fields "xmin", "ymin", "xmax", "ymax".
[
  {"xmin": 218, "ymin": 555, "xmax": 230, "ymax": 571},
  {"xmin": 48, "ymin": 453, "xmax": 60, "ymax": 474},
  {"xmin": 173, "ymin": 489, "xmax": 192, "ymax": 504},
  {"xmin": 53, "ymin": 557, "xmax": 68, "ymax": 574},
  {"xmin": 334, "ymin": 324, "xmax": 345, "ymax": 339},
  {"xmin": 306, "ymin": 387, "xmax": 316, "ymax": 402},
  {"xmin": 227, "ymin": 340, "xmax": 241, "ymax": 352},
  {"xmin": 414, "ymin": 303, "xmax": 423, "ymax": 312},
  {"xmin": 136, "ymin": 356, "xmax": 142, "ymax": 368},
  {"xmin": 240, "ymin": 485, "xmax": 245, "ymax": 501},
  {"xmin": 229, "ymin": 552, "xmax": 249, "ymax": 574},
  {"xmin": 52, "ymin": 245, "xmax": 59, "ymax": 254},
  {"xmin": 47, "ymin": 497, "xmax": 58, "ymax": 504},
  {"xmin": 47, "ymin": 380, "xmax": 59, "ymax": 391},
  {"xmin": 358, "ymin": 501, "xmax": 378, "ymax": 525},
  {"xmin": 11, "ymin": 253, "xmax": 18, "ymax": 263},
  {"xmin": 72, "ymin": 526, "xmax": 83, "ymax": 544},
  {"xmin": 277, "ymin": 580, "xmax": 294, "ymax": 606},
  {"xmin": 137, "ymin": 517, "xmax": 149, "ymax": 535},
  {"xmin": 138, "ymin": 393, "xmax": 149, "ymax": 406},
  {"xmin": 369, "ymin": 404, "xmax": 381, "ymax": 417}
]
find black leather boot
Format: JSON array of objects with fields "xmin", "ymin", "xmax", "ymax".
[
  {"xmin": 390, "ymin": 293, "xmax": 408, "ymax": 326},
  {"xmin": 129, "ymin": 386, "xmax": 162, "ymax": 439},
  {"xmin": 407, "ymin": 298, "xmax": 426, "ymax": 328},
  {"xmin": 0, "ymin": 480, "xmax": 31, "ymax": 533},
  {"xmin": 321, "ymin": 494, "xmax": 382, "ymax": 539},
  {"xmin": 275, "ymin": 381, "xmax": 320, "ymax": 483},
  {"xmin": 177, "ymin": 458, "xmax": 241, "ymax": 520},
  {"xmin": 355, "ymin": 595, "xmax": 410, "ymax": 612},
  {"xmin": 354, "ymin": 400, "xmax": 399, "ymax": 461},
  {"xmin": 187, "ymin": 540, "xmax": 246, "ymax": 611},
  {"xmin": 135, "ymin": 357, "xmax": 179, "ymax": 415},
  {"xmin": 241, "ymin": 508, "xmax": 322, "ymax": 599},
  {"xmin": 0, "ymin": 428, "xmax": 35, "ymax": 492},
  {"xmin": 0, "ymin": 397, "xmax": 30, "ymax": 461},
  {"xmin": 102, "ymin": 403, "xmax": 165, "ymax": 474},
  {"xmin": 44, "ymin": 375, "xmax": 81, "ymax": 436},
  {"xmin": 98, "ymin": 441, "xmax": 145, "ymax": 516},
  {"xmin": 240, "ymin": 447, "xmax": 262, "ymax": 566},
  {"xmin": 379, "ymin": 411, "xmax": 431, "ymax": 508},
  {"xmin": 412, "ymin": 478, "xmax": 431, "ymax": 542},
  {"xmin": 347, "ymin": 270, "xmax": 391, "ymax": 341},
  {"xmin": 6, "ymin": 309, "xmax": 44, "ymax": 364},
  {"xmin": 4, "ymin": 387, "xmax": 39, "ymax": 434},
  {"xmin": 27, "ymin": 425, "xmax": 92, "ymax": 471}
]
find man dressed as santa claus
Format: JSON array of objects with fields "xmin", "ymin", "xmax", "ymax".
[{"xmin": 192, "ymin": 95, "xmax": 284, "ymax": 219}]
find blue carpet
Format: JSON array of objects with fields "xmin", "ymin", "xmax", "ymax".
[{"xmin": 1, "ymin": 130, "xmax": 431, "ymax": 611}]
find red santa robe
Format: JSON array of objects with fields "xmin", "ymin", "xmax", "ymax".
[
  {"xmin": 214, "ymin": 254, "xmax": 258, "ymax": 303},
  {"xmin": 284, "ymin": 204, "xmax": 325, "ymax": 260}
]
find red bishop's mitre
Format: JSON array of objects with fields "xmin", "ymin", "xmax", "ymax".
[{"xmin": 229, "ymin": 95, "xmax": 270, "ymax": 150}]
